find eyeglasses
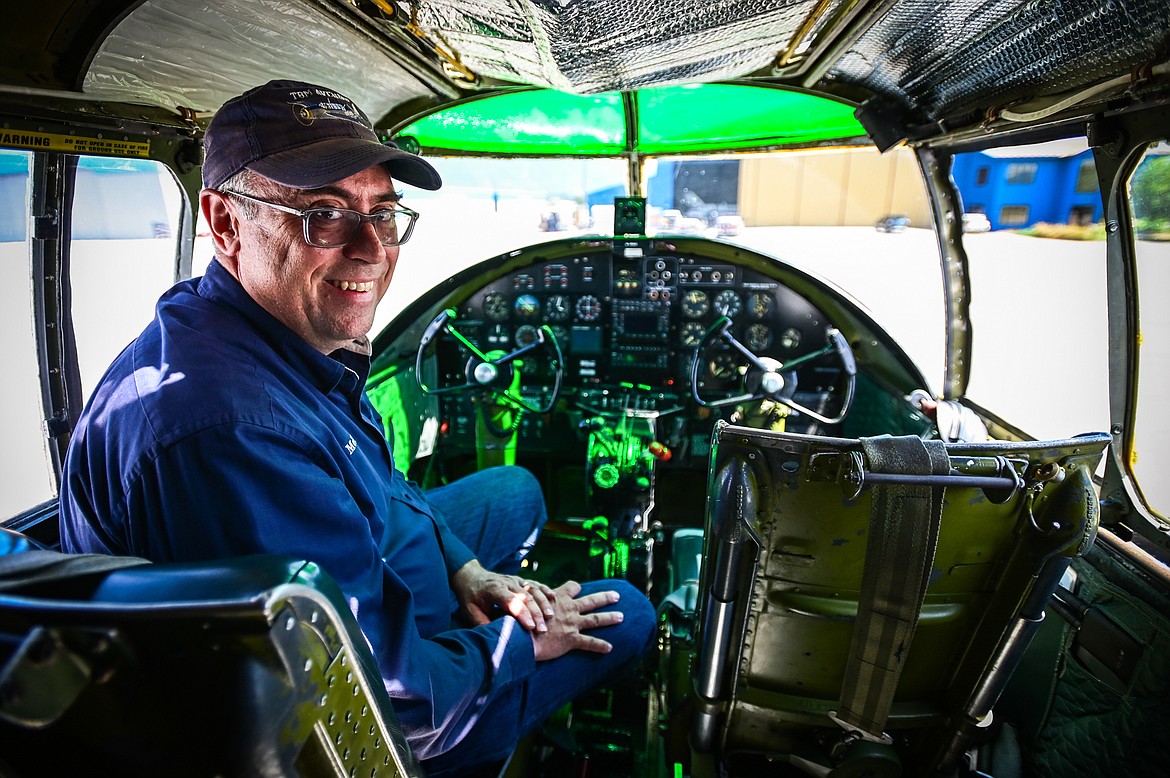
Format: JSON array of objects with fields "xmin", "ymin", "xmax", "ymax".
[{"xmin": 221, "ymin": 190, "xmax": 418, "ymax": 248}]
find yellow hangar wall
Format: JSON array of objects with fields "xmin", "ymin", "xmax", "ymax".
[{"xmin": 739, "ymin": 146, "xmax": 931, "ymax": 228}]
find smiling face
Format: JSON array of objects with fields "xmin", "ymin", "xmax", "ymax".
[{"xmin": 202, "ymin": 165, "xmax": 402, "ymax": 354}]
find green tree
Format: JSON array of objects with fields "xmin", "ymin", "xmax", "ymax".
[{"xmin": 1131, "ymin": 152, "xmax": 1170, "ymax": 222}]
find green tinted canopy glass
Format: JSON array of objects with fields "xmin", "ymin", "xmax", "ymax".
[{"xmin": 398, "ymin": 84, "xmax": 864, "ymax": 156}]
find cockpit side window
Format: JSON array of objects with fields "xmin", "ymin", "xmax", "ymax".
[
  {"xmin": 956, "ymin": 139, "xmax": 1111, "ymax": 442},
  {"xmin": 69, "ymin": 156, "xmax": 184, "ymax": 398},
  {"xmin": 1, "ymin": 152, "xmax": 185, "ymax": 520},
  {"xmin": 1128, "ymin": 140, "xmax": 1170, "ymax": 520},
  {"xmin": 0, "ymin": 149, "xmax": 54, "ymax": 516}
]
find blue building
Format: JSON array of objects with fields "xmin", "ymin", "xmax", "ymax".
[{"xmin": 951, "ymin": 139, "xmax": 1101, "ymax": 231}]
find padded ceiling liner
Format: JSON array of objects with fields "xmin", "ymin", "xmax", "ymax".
[
  {"xmin": 85, "ymin": 0, "xmax": 432, "ymax": 115},
  {"xmin": 411, "ymin": 0, "xmax": 845, "ymax": 93},
  {"xmin": 829, "ymin": 0, "xmax": 1170, "ymax": 125},
  {"xmin": 76, "ymin": 0, "xmax": 1170, "ymax": 145}
]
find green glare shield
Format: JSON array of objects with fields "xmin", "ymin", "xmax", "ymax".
[
  {"xmin": 402, "ymin": 91, "xmax": 627, "ymax": 155},
  {"xmin": 636, "ymin": 84, "xmax": 864, "ymax": 153},
  {"xmin": 399, "ymin": 85, "xmax": 864, "ymax": 156}
]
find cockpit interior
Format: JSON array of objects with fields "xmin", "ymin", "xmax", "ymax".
[{"xmin": 1, "ymin": 1, "xmax": 1169, "ymax": 777}]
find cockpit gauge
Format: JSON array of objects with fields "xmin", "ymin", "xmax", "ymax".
[
  {"xmin": 780, "ymin": 327, "xmax": 802, "ymax": 350},
  {"xmin": 680, "ymin": 321, "xmax": 706, "ymax": 347},
  {"xmin": 549, "ymin": 325, "xmax": 570, "ymax": 351},
  {"xmin": 747, "ymin": 292, "xmax": 774, "ymax": 320},
  {"xmin": 514, "ymin": 293, "xmax": 541, "ymax": 320},
  {"xmin": 681, "ymin": 289, "xmax": 710, "ymax": 318},
  {"xmin": 746, "ymin": 323, "xmax": 772, "ymax": 351},
  {"xmin": 515, "ymin": 324, "xmax": 540, "ymax": 347},
  {"xmin": 576, "ymin": 294, "xmax": 602, "ymax": 322},
  {"xmin": 708, "ymin": 352, "xmax": 741, "ymax": 380},
  {"xmin": 484, "ymin": 292, "xmax": 509, "ymax": 321},
  {"xmin": 713, "ymin": 290, "xmax": 742, "ymax": 318},
  {"xmin": 545, "ymin": 294, "xmax": 570, "ymax": 322}
]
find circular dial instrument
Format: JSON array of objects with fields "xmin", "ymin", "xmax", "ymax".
[
  {"xmin": 708, "ymin": 352, "xmax": 741, "ymax": 380},
  {"xmin": 746, "ymin": 323, "xmax": 773, "ymax": 351},
  {"xmin": 545, "ymin": 294, "xmax": 570, "ymax": 322},
  {"xmin": 681, "ymin": 289, "xmax": 710, "ymax": 319},
  {"xmin": 549, "ymin": 325, "xmax": 570, "ymax": 350},
  {"xmin": 483, "ymin": 292, "xmax": 509, "ymax": 321},
  {"xmin": 780, "ymin": 327, "xmax": 802, "ymax": 350},
  {"xmin": 515, "ymin": 324, "xmax": 540, "ymax": 347},
  {"xmin": 514, "ymin": 293, "xmax": 541, "ymax": 320},
  {"xmin": 747, "ymin": 292, "xmax": 774, "ymax": 320},
  {"xmin": 575, "ymin": 294, "xmax": 602, "ymax": 322},
  {"xmin": 713, "ymin": 290, "xmax": 742, "ymax": 318},
  {"xmin": 680, "ymin": 321, "xmax": 706, "ymax": 347}
]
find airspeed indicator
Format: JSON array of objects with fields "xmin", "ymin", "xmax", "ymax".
[{"xmin": 484, "ymin": 292, "xmax": 509, "ymax": 321}]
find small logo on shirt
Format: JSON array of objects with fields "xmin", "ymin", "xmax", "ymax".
[{"xmin": 344, "ymin": 436, "xmax": 357, "ymax": 455}]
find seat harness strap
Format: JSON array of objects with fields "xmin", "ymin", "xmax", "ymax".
[
  {"xmin": 833, "ymin": 435, "xmax": 950, "ymax": 741},
  {"xmin": 0, "ymin": 549, "xmax": 149, "ymax": 592}
]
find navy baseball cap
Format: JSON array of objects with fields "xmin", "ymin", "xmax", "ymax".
[{"xmin": 202, "ymin": 80, "xmax": 441, "ymax": 191}]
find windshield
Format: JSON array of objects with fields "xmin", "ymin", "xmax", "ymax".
[{"xmin": 364, "ymin": 147, "xmax": 945, "ymax": 393}]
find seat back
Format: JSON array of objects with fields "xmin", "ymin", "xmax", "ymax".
[
  {"xmin": 690, "ymin": 423, "xmax": 1110, "ymax": 776},
  {"xmin": 0, "ymin": 544, "xmax": 422, "ymax": 778}
]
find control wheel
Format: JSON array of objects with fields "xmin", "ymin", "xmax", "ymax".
[
  {"xmin": 415, "ymin": 308, "xmax": 564, "ymax": 413},
  {"xmin": 689, "ymin": 316, "xmax": 856, "ymax": 424}
]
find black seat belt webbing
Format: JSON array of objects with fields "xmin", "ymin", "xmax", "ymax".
[{"xmin": 833, "ymin": 435, "xmax": 950, "ymax": 741}]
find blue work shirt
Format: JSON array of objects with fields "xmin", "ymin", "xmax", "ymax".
[{"xmin": 59, "ymin": 259, "xmax": 536, "ymax": 758}]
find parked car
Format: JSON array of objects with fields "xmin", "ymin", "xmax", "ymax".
[
  {"xmin": 716, "ymin": 214, "xmax": 745, "ymax": 236},
  {"xmin": 874, "ymin": 214, "xmax": 911, "ymax": 232},
  {"xmin": 963, "ymin": 212, "xmax": 992, "ymax": 232}
]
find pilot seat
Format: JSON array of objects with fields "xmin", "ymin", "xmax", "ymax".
[
  {"xmin": 0, "ymin": 528, "xmax": 422, "ymax": 777},
  {"xmin": 685, "ymin": 423, "xmax": 1110, "ymax": 777}
]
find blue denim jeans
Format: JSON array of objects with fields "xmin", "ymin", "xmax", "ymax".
[
  {"xmin": 427, "ymin": 465, "xmax": 547, "ymax": 577},
  {"xmin": 422, "ymin": 466, "xmax": 656, "ymax": 777}
]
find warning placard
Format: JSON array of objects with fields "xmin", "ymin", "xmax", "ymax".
[{"xmin": 0, "ymin": 130, "xmax": 151, "ymax": 158}]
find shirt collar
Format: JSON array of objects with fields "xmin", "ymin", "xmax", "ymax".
[{"xmin": 197, "ymin": 259, "xmax": 372, "ymax": 394}]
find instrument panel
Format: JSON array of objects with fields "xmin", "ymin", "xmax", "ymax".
[{"xmin": 432, "ymin": 241, "xmax": 843, "ymax": 421}]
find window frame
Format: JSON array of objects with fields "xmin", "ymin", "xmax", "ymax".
[
  {"xmin": 1, "ymin": 113, "xmax": 201, "ymax": 528},
  {"xmin": 1090, "ymin": 106, "xmax": 1170, "ymax": 547}
]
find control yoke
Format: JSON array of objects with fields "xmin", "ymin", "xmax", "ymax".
[
  {"xmin": 690, "ymin": 316, "xmax": 856, "ymax": 425},
  {"xmin": 415, "ymin": 308, "xmax": 564, "ymax": 414}
]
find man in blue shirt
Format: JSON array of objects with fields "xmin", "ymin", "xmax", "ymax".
[{"xmin": 59, "ymin": 79, "xmax": 654, "ymax": 776}]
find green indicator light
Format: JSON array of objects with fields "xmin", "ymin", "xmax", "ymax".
[{"xmin": 593, "ymin": 463, "xmax": 620, "ymax": 489}]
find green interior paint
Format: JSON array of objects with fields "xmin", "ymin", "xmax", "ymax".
[
  {"xmin": 365, "ymin": 375, "xmax": 413, "ymax": 475},
  {"xmin": 399, "ymin": 84, "xmax": 864, "ymax": 156}
]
